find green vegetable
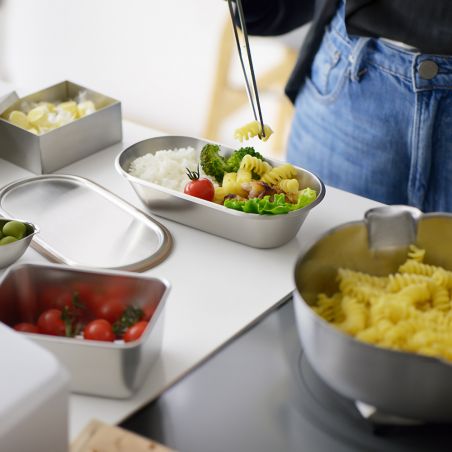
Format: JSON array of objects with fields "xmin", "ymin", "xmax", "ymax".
[
  {"xmin": 200, "ymin": 144, "xmax": 265, "ymax": 183},
  {"xmin": 200, "ymin": 144, "xmax": 228, "ymax": 183},
  {"xmin": 224, "ymin": 188, "xmax": 317, "ymax": 215},
  {"xmin": 225, "ymin": 147, "xmax": 264, "ymax": 174},
  {"xmin": 112, "ymin": 305, "xmax": 144, "ymax": 337},
  {"xmin": 3, "ymin": 220, "xmax": 27, "ymax": 239}
]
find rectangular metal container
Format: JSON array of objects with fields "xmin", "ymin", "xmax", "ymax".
[
  {"xmin": 0, "ymin": 81, "xmax": 122, "ymax": 174},
  {"xmin": 0, "ymin": 262, "xmax": 170, "ymax": 398},
  {"xmin": 115, "ymin": 136, "xmax": 326, "ymax": 249}
]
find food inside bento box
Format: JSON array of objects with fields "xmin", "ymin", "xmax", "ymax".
[
  {"xmin": 128, "ymin": 143, "xmax": 317, "ymax": 215},
  {"xmin": 10, "ymin": 281, "xmax": 158, "ymax": 343},
  {"xmin": 2, "ymin": 91, "xmax": 96, "ymax": 135}
]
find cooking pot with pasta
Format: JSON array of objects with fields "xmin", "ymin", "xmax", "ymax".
[{"xmin": 293, "ymin": 205, "xmax": 452, "ymax": 422}]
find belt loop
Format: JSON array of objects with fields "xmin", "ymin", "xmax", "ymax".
[{"xmin": 349, "ymin": 37, "xmax": 370, "ymax": 81}]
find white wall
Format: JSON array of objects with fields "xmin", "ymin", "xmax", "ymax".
[
  {"xmin": 0, "ymin": 0, "xmax": 227, "ymax": 136},
  {"xmin": 0, "ymin": 0, "xmax": 307, "ymax": 155}
]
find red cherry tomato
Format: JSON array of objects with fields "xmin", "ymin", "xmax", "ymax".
[
  {"xmin": 39, "ymin": 287, "xmax": 73, "ymax": 311},
  {"xmin": 83, "ymin": 319, "xmax": 115, "ymax": 342},
  {"xmin": 13, "ymin": 322, "xmax": 40, "ymax": 334},
  {"xmin": 143, "ymin": 304, "xmax": 157, "ymax": 321},
  {"xmin": 93, "ymin": 297, "xmax": 126, "ymax": 323},
  {"xmin": 184, "ymin": 167, "xmax": 214, "ymax": 201},
  {"xmin": 71, "ymin": 282, "xmax": 96, "ymax": 306},
  {"xmin": 37, "ymin": 309, "xmax": 66, "ymax": 336},
  {"xmin": 123, "ymin": 321, "xmax": 148, "ymax": 342}
]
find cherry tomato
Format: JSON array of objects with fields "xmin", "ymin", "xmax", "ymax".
[
  {"xmin": 123, "ymin": 321, "xmax": 148, "ymax": 342},
  {"xmin": 83, "ymin": 319, "xmax": 115, "ymax": 342},
  {"xmin": 184, "ymin": 167, "xmax": 214, "ymax": 201},
  {"xmin": 71, "ymin": 282, "xmax": 96, "ymax": 306},
  {"xmin": 13, "ymin": 322, "xmax": 40, "ymax": 334},
  {"xmin": 39, "ymin": 286, "xmax": 73, "ymax": 311},
  {"xmin": 143, "ymin": 304, "xmax": 157, "ymax": 321},
  {"xmin": 37, "ymin": 309, "xmax": 66, "ymax": 336},
  {"xmin": 93, "ymin": 297, "xmax": 126, "ymax": 323}
]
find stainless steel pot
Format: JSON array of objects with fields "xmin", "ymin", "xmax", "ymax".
[{"xmin": 293, "ymin": 205, "xmax": 452, "ymax": 422}]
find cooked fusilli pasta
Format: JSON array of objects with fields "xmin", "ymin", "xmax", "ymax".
[
  {"xmin": 239, "ymin": 154, "xmax": 272, "ymax": 176},
  {"xmin": 278, "ymin": 178, "xmax": 299, "ymax": 195},
  {"xmin": 234, "ymin": 120, "xmax": 273, "ymax": 142},
  {"xmin": 260, "ymin": 163, "xmax": 298, "ymax": 185},
  {"xmin": 312, "ymin": 246, "xmax": 452, "ymax": 362}
]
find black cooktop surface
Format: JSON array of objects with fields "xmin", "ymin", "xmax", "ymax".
[{"xmin": 121, "ymin": 297, "xmax": 452, "ymax": 452}]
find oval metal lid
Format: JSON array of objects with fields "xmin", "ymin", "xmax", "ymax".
[{"xmin": 0, "ymin": 175, "xmax": 172, "ymax": 272}]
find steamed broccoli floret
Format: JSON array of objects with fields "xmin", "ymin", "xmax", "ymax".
[
  {"xmin": 200, "ymin": 144, "xmax": 228, "ymax": 183},
  {"xmin": 226, "ymin": 147, "xmax": 264, "ymax": 173}
]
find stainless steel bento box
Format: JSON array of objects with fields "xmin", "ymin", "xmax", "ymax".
[
  {"xmin": 0, "ymin": 263, "xmax": 170, "ymax": 398},
  {"xmin": 0, "ymin": 81, "xmax": 122, "ymax": 174},
  {"xmin": 0, "ymin": 217, "xmax": 38, "ymax": 269},
  {"xmin": 293, "ymin": 205, "xmax": 452, "ymax": 422},
  {"xmin": 115, "ymin": 136, "xmax": 325, "ymax": 248}
]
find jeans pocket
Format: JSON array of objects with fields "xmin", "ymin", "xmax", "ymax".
[{"xmin": 306, "ymin": 29, "xmax": 350, "ymax": 103}]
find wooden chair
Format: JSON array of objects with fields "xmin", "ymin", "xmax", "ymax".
[{"xmin": 203, "ymin": 20, "xmax": 297, "ymax": 157}]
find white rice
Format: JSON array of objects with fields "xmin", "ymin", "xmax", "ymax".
[{"xmin": 128, "ymin": 146, "xmax": 202, "ymax": 192}]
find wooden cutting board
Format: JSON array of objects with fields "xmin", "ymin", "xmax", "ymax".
[{"xmin": 71, "ymin": 419, "xmax": 175, "ymax": 452}]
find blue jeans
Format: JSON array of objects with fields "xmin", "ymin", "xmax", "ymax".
[{"xmin": 287, "ymin": 2, "xmax": 452, "ymax": 213}]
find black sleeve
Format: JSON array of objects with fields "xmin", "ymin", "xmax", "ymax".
[{"xmin": 241, "ymin": 0, "xmax": 316, "ymax": 36}]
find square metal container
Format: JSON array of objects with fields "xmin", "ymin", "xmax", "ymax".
[
  {"xmin": 0, "ymin": 262, "xmax": 170, "ymax": 398},
  {"xmin": 116, "ymin": 136, "xmax": 326, "ymax": 249},
  {"xmin": 0, "ymin": 81, "xmax": 122, "ymax": 174}
]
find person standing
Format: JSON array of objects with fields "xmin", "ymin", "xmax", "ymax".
[{"xmin": 241, "ymin": 0, "xmax": 452, "ymax": 212}]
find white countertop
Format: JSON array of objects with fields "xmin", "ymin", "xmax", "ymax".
[{"xmin": 0, "ymin": 120, "xmax": 380, "ymax": 441}]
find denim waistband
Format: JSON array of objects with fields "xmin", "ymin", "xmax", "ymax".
[{"xmin": 327, "ymin": 1, "xmax": 452, "ymax": 91}]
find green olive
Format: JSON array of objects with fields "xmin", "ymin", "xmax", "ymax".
[
  {"xmin": 2, "ymin": 220, "xmax": 27, "ymax": 239},
  {"xmin": 0, "ymin": 236, "xmax": 18, "ymax": 245},
  {"xmin": 0, "ymin": 229, "xmax": 3, "ymax": 239}
]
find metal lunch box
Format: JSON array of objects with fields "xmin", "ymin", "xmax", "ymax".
[
  {"xmin": 293, "ymin": 205, "xmax": 452, "ymax": 422},
  {"xmin": 0, "ymin": 262, "xmax": 170, "ymax": 398},
  {"xmin": 0, "ymin": 80, "xmax": 122, "ymax": 174},
  {"xmin": 115, "ymin": 136, "xmax": 325, "ymax": 249},
  {"xmin": 0, "ymin": 217, "xmax": 38, "ymax": 269}
]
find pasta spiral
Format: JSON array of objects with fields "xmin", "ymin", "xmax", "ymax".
[
  {"xmin": 278, "ymin": 179, "xmax": 299, "ymax": 195},
  {"xmin": 234, "ymin": 120, "xmax": 274, "ymax": 142},
  {"xmin": 260, "ymin": 163, "xmax": 298, "ymax": 185},
  {"xmin": 239, "ymin": 154, "xmax": 272, "ymax": 177},
  {"xmin": 312, "ymin": 246, "xmax": 452, "ymax": 362}
]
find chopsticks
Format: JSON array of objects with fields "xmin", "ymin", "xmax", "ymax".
[{"xmin": 226, "ymin": 0, "xmax": 266, "ymax": 138}]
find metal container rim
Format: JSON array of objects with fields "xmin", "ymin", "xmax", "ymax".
[
  {"xmin": 0, "ymin": 261, "xmax": 171, "ymax": 349},
  {"xmin": 115, "ymin": 135, "xmax": 326, "ymax": 219},
  {"xmin": 0, "ymin": 216, "xmax": 39, "ymax": 244},
  {"xmin": 293, "ymin": 209, "xmax": 452, "ymax": 369}
]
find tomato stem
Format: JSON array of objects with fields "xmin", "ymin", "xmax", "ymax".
[{"xmin": 186, "ymin": 165, "xmax": 200, "ymax": 181}]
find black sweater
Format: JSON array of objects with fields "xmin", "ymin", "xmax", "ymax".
[
  {"xmin": 242, "ymin": 0, "xmax": 338, "ymax": 104},
  {"xmin": 242, "ymin": 0, "xmax": 452, "ymax": 103}
]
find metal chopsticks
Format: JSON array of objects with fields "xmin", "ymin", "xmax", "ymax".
[{"xmin": 227, "ymin": 0, "xmax": 266, "ymax": 138}]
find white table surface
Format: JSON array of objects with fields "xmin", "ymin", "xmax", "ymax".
[{"xmin": 0, "ymin": 120, "xmax": 380, "ymax": 441}]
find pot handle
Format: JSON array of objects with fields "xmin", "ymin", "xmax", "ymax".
[{"xmin": 364, "ymin": 205, "xmax": 423, "ymax": 249}]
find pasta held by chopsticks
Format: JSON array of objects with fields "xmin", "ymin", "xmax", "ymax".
[{"xmin": 234, "ymin": 120, "xmax": 274, "ymax": 142}]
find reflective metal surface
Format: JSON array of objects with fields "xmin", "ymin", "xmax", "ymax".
[
  {"xmin": 116, "ymin": 136, "xmax": 325, "ymax": 248},
  {"xmin": 0, "ymin": 175, "xmax": 172, "ymax": 271},
  {"xmin": 0, "ymin": 80, "xmax": 122, "ymax": 174},
  {"xmin": 0, "ymin": 262, "xmax": 170, "ymax": 398},
  {"xmin": 0, "ymin": 217, "xmax": 38, "ymax": 269},
  {"xmin": 294, "ymin": 206, "xmax": 452, "ymax": 422}
]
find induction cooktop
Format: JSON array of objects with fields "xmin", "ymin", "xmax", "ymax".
[{"xmin": 121, "ymin": 296, "xmax": 452, "ymax": 452}]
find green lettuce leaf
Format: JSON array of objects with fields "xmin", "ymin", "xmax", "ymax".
[{"xmin": 223, "ymin": 188, "xmax": 317, "ymax": 215}]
